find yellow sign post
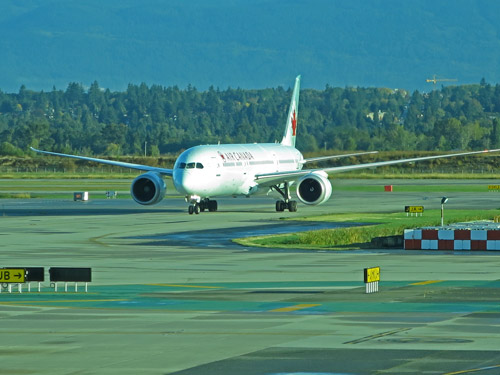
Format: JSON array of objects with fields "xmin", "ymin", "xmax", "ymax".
[
  {"xmin": 364, "ymin": 266, "xmax": 380, "ymax": 293},
  {"xmin": 405, "ymin": 206, "xmax": 424, "ymax": 216},
  {"xmin": 0, "ymin": 268, "xmax": 25, "ymax": 283}
]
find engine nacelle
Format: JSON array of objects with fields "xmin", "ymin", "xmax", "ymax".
[
  {"xmin": 131, "ymin": 172, "xmax": 166, "ymax": 205},
  {"xmin": 296, "ymin": 171, "xmax": 332, "ymax": 205}
]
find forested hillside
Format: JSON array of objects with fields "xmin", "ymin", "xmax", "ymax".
[
  {"xmin": 1, "ymin": 80, "xmax": 500, "ymax": 157},
  {"xmin": 1, "ymin": 1, "xmax": 500, "ymax": 92}
]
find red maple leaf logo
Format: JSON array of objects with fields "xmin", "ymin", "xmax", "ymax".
[{"xmin": 291, "ymin": 110, "xmax": 297, "ymax": 136}]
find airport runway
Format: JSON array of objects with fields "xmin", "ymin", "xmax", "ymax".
[{"xmin": 1, "ymin": 181, "xmax": 500, "ymax": 375}]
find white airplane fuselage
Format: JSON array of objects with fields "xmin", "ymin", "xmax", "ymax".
[{"xmin": 173, "ymin": 143, "xmax": 303, "ymax": 198}]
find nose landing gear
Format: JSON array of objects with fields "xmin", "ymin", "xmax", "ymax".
[
  {"xmin": 187, "ymin": 197, "xmax": 218, "ymax": 214},
  {"xmin": 188, "ymin": 203, "xmax": 200, "ymax": 215}
]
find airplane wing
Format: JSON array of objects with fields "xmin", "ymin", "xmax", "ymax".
[
  {"xmin": 30, "ymin": 147, "xmax": 174, "ymax": 176},
  {"xmin": 255, "ymin": 148, "xmax": 500, "ymax": 186},
  {"xmin": 301, "ymin": 151, "xmax": 378, "ymax": 164}
]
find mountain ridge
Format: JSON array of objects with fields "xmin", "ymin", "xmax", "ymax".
[{"xmin": 1, "ymin": 0, "xmax": 499, "ymax": 92}]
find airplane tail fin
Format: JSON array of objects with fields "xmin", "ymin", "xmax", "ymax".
[{"xmin": 281, "ymin": 75, "xmax": 301, "ymax": 147}]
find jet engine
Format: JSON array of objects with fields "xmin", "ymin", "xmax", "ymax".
[
  {"xmin": 130, "ymin": 172, "xmax": 166, "ymax": 205},
  {"xmin": 296, "ymin": 171, "xmax": 332, "ymax": 205}
]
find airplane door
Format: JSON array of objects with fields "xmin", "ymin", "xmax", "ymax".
[
  {"xmin": 273, "ymin": 153, "xmax": 278, "ymax": 172},
  {"xmin": 212, "ymin": 156, "xmax": 221, "ymax": 177}
]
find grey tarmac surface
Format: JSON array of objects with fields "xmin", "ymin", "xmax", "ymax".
[{"xmin": 1, "ymin": 179, "xmax": 500, "ymax": 375}]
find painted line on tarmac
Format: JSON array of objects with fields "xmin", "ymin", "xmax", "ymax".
[
  {"xmin": 0, "ymin": 299, "xmax": 128, "ymax": 304},
  {"xmin": 246, "ymin": 285, "xmax": 361, "ymax": 292},
  {"xmin": 410, "ymin": 280, "xmax": 443, "ymax": 286},
  {"xmin": 344, "ymin": 327, "xmax": 411, "ymax": 344},
  {"xmin": 443, "ymin": 364, "xmax": 500, "ymax": 375},
  {"xmin": 269, "ymin": 304, "xmax": 321, "ymax": 313},
  {"xmin": 1, "ymin": 329, "xmax": 333, "ymax": 336},
  {"xmin": 147, "ymin": 283, "xmax": 222, "ymax": 289},
  {"xmin": 0, "ymin": 299, "xmax": 127, "ymax": 305}
]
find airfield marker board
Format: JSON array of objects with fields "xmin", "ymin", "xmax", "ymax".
[
  {"xmin": 364, "ymin": 266, "xmax": 380, "ymax": 294},
  {"xmin": 0, "ymin": 268, "xmax": 25, "ymax": 283}
]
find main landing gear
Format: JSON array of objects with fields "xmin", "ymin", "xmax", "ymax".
[
  {"xmin": 187, "ymin": 198, "xmax": 218, "ymax": 215},
  {"xmin": 275, "ymin": 199, "xmax": 297, "ymax": 212},
  {"xmin": 272, "ymin": 182, "xmax": 298, "ymax": 212}
]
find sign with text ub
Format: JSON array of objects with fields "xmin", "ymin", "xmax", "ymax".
[{"xmin": 0, "ymin": 268, "xmax": 26, "ymax": 283}]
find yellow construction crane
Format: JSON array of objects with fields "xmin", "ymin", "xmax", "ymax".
[{"xmin": 426, "ymin": 75, "xmax": 458, "ymax": 85}]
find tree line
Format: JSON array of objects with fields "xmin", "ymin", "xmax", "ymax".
[{"xmin": 1, "ymin": 79, "xmax": 500, "ymax": 157}]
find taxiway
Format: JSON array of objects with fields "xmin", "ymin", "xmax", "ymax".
[{"xmin": 1, "ymin": 180, "xmax": 500, "ymax": 374}]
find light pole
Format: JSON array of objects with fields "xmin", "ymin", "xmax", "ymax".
[
  {"xmin": 144, "ymin": 141, "xmax": 147, "ymax": 157},
  {"xmin": 441, "ymin": 197, "xmax": 448, "ymax": 226}
]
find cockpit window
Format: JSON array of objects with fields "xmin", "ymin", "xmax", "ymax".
[{"xmin": 177, "ymin": 162, "xmax": 204, "ymax": 169}]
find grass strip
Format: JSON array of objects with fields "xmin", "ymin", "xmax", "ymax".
[
  {"xmin": 0, "ymin": 172, "xmax": 136, "ymax": 179},
  {"xmin": 234, "ymin": 209, "xmax": 500, "ymax": 250},
  {"xmin": 332, "ymin": 184, "xmax": 499, "ymax": 193}
]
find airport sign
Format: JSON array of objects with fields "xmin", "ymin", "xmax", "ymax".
[
  {"xmin": 364, "ymin": 266, "xmax": 380, "ymax": 283},
  {"xmin": 405, "ymin": 206, "xmax": 424, "ymax": 213},
  {"xmin": 0, "ymin": 268, "xmax": 26, "ymax": 283}
]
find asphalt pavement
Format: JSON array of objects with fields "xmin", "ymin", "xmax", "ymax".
[{"xmin": 1, "ymin": 179, "xmax": 500, "ymax": 374}]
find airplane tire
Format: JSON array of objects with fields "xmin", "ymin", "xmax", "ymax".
[
  {"xmin": 276, "ymin": 200, "xmax": 283, "ymax": 212},
  {"xmin": 288, "ymin": 200, "xmax": 298, "ymax": 212},
  {"xmin": 188, "ymin": 205, "xmax": 194, "ymax": 215},
  {"xmin": 208, "ymin": 200, "xmax": 218, "ymax": 212},
  {"xmin": 194, "ymin": 204, "xmax": 200, "ymax": 214},
  {"xmin": 276, "ymin": 200, "xmax": 287, "ymax": 212}
]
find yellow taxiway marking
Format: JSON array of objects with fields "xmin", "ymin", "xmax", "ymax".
[
  {"xmin": 147, "ymin": 284, "xmax": 222, "ymax": 289},
  {"xmin": 444, "ymin": 364, "xmax": 500, "ymax": 375},
  {"xmin": 410, "ymin": 280, "xmax": 443, "ymax": 286},
  {"xmin": 270, "ymin": 304, "xmax": 321, "ymax": 313}
]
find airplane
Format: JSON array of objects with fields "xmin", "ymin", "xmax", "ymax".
[{"xmin": 31, "ymin": 75, "xmax": 500, "ymax": 214}]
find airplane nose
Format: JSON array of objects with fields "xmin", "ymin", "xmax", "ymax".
[{"xmin": 174, "ymin": 170, "xmax": 200, "ymax": 195}]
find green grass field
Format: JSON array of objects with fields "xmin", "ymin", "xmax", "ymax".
[
  {"xmin": 332, "ymin": 183, "xmax": 500, "ymax": 193},
  {"xmin": 234, "ymin": 209, "xmax": 500, "ymax": 250},
  {"xmin": 0, "ymin": 178, "xmax": 131, "ymax": 199},
  {"xmin": 0, "ymin": 177, "xmax": 183, "ymax": 199}
]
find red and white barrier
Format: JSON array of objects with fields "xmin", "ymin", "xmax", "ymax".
[{"xmin": 404, "ymin": 224, "xmax": 500, "ymax": 251}]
